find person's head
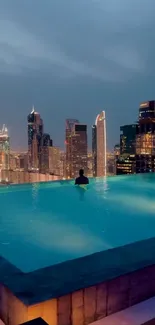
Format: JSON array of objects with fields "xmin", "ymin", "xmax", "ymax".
[{"xmin": 79, "ymin": 169, "xmax": 84, "ymax": 176}]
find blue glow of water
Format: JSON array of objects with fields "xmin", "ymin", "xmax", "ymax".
[{"xmin": 0, "ymin": 174, "xmax": 155, "ymax": 272}]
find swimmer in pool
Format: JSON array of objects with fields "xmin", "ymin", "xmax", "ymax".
[{"xmin": 75, "ymin": 169, "xmax": 89, "ymax": 186}]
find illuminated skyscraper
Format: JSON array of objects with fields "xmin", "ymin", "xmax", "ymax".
[
  {"xmin": 87, "ymin": 151, "xmax": 93, "ymax": 177},
  {"xmin": 107, "ymin": 152, "xmax": 115, "ymax": 175},
  {"xmin": 0, "ymin": 125, "xmax": 10, "ymax": 170},
  {"xmin": 65, "ymin": 119, "xmax": 79, "ymax": 178},
  {"xmin": 92, "ymin": 125, "xmax": 97, "ymax": 176},
  {"xmin": 116, "ymin": 124, "xmax": 137, "ymax": 175},
  {"xmin": 136, "ymin": 100, "xmax": 155, "ymax": 173},
  {"xmin": 49, "ymin": 146, "xmax": 61, "ymax": 176},
  {"xmin": 27, "ymin": 107, "xmax": 43, "ymax": 170},
  {"xmin": 114, "ymin": 144, "xmax": 120, "ymax": 158},
  {"xmin": 71, "ymin": 124, "xmax": 88, "ymax": 178},
  {"xmin": 92, "ymin": 111, "xmax": 106, "ymax": 177},
  {"xmin": 120, "ymin": 124, "xmax": 137, "ymax": 155}
]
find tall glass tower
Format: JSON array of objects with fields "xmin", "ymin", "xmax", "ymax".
[
  {"xmin": 27, "ymin": 106, "xmax": 43, "ymax": 170},
  {"xmin": 92, "ymin": 111, "xmax": 106, "ymax": 177}
]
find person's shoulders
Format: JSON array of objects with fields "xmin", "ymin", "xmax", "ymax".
[
  {"xmin": 84, "ymin": 176, "xmax": 89, "ymax": 183},
  {"xmin": 75, "ymin": 176, "xmax": 80, "ymax": 184}
]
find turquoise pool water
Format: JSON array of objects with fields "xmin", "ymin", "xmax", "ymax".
[{"xmin": 1, "ymin": 174, "xmax": 155, "ymax": 273}]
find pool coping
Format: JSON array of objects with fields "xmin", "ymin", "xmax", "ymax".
[{"xmin": 1, "ymin": 236, "xmax": 155, "ymax": 306}]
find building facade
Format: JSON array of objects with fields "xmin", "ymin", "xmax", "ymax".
[
  {"xmin": 1, "ymin": 170, "xmax": 60, "ymax": 184},
  {"xmin": 87, "ymin": 152, "xmax": 93, "ymax": 177},
  {"xmin": 116, "ymin": 124, "xmax": 137, "ymax": 175},
  {"xmin": 40, "ymin": 133, "xmax": 52, "ymax": 173},
  {"xmin": 92, "ymin": 111, "xmax": 106, "ymax": 177},
  {"xmin": 92, "ymin": 125, "xmax": 97, "ymax": 177},
  {"xmin": 71, "ymin": 124, "xmax": 88, "ymax": 178},
  {"xmin": 107, "ymin": 152, "xmax": 115, "ymax": 175},
  {"xmin": 120, "ymin": 124, "xmax": 137, "ymax": 155},
  {"xmin": 49, "ymin": 146, "xmax": 61, "ymax": 176},
  {"xmin": 116, "ymin": 154, "xmax": 136, "ymax": 175},
  {"xmin": 136, "ymin": 100, "xmax": 155, "ymax": 173},
  {"xmin": 0, "ymin": 125, "xmax": 10, "ymax": 170},
  {"xmin": 65, "ymin": 119, "xmax": 79, "ymax": 178},
  {"xmin": 27, "ymin": 107, "xmax": 43, "ymax": 171}
]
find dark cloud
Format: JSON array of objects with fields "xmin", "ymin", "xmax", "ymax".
[{"xmin": 0, "ymin": 0, "xmax": 154, "ymax": 149}]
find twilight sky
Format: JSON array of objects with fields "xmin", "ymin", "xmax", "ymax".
[{"xmin": 0, "ymin": 0, "xmax": 155, "ymax": 150}]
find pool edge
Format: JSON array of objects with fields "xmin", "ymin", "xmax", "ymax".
[{"xmin": 0, "ymin": 236, "xmax": 155, "ymax": 305}]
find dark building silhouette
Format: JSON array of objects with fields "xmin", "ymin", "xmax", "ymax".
[
  {"xmin": 27, "ymin": 107, "xmax": 43, "ymax": 170},
  {"xmin": 71, "ymin": 124, "xmax": 88, "ymax": 178},
  {"xmin": 116, "ymin": 124, "xmax": 137, "ymax": 175},
  {"xmin": 42, "ymin": 133, "xmax": 51, "ymax": 147},
  {"xmin": 120, "ymin": 124, "xmax": 137, "ymax": 155},
  {"xmin": 65, "ymin": 119, "xmax": 79, "ymax": 178},
  {"xmin": 40, "ymin": 133, "xmax": 53, "ymax": 173}
]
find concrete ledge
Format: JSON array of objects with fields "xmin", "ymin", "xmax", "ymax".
[{"xmin": 1, "ymin": 265, "xmax": 155, "ymax": 325}]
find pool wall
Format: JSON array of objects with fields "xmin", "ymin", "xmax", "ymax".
[{"xmin": 1, "ymin": 264, "xmax": 155, "ymax": 325}]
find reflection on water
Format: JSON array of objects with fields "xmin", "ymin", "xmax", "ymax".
[
  {"xmin": 75, "ymin": 185, "xmax": 87, "ymax": 201},
  {"xmin": 94, "ymin": 177, "xmax": 109, "ymax": 199},
  {"xmin": 32, "ymin": 182, "xmax": 39, "ymax": 210}
]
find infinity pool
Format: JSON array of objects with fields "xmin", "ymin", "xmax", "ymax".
[{"xmin": 0, "ymin": 174, "xmax": 155, "ymax": 273}]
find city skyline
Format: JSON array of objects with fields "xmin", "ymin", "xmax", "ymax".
[
  {"xmin": 2, "ymin": 99, "xmax": 155, "ymax": 180},
  {"xmin": 0, "ymin": 0, "xmax": 155, "ymax": 150},
  {"xmin": 3, "ymin": 100, "xmax": 154, "ymax": 153}
]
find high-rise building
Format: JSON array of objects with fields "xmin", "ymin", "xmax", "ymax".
[
  {"xmin": 87, "ymin": 152, "xmax": 93, "ymax": 177},
  {"xmin": 15, "ymin": 153, "xmax": 28, "ymax": 171},
  {"xmin": 116, "ymin": 124, "xmax": 137, "ymax": 175},
  {"xmin": 49, "ymin": 146, "xmax": 61, "ymax": 176},
  {"xmin": 10, "ymin": 151, "xmax": 27, "ymax": 171},
  {"xmin": 120, "ymin": 124, "xmax": 137, "ymax": 155},
  {"xmin": 116, "ymin": 155, "xmax": 136, "ymax": 175},
  {"xmin": 60, "ymin": 151, "xmax": 65, "ymax": 178},
  {"xmin": 27, "ymin": 107, "xmax": 43, "ymax": 171},
  {"xmin": 92, "ymin": 125, "xmax": 97, "ymax": 177},
  {"xmin": 136, "ymin": 100, "xmax": 155, "ymax": 173},
  {"xmin": 92, "ymin": 111, "xmax": 106, "ymax": 177},
  {"xmin": 71, "ymin": 124, "xmax": 88, "ymax": 178},
  {"xmin": 114, "ymin": 144, "xmax": 120, "ymax": 158},
  {"xmin": 40, "ymin": 133, "xmax": 52, "ymax": 173},
  {"xmin": 114, "ymin": 144, "xmax": 120, "ymax": 175},
  {"xmin": 65, "ymin": 119, "xmax": 79, "ymax": 178},
  {"xmin": 0, "ymin": 125, "xmax": 10, "ymax": 170},
  {"xmin": 107, "ymin": 152, "xmax": 115, "ymax": 175}
]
